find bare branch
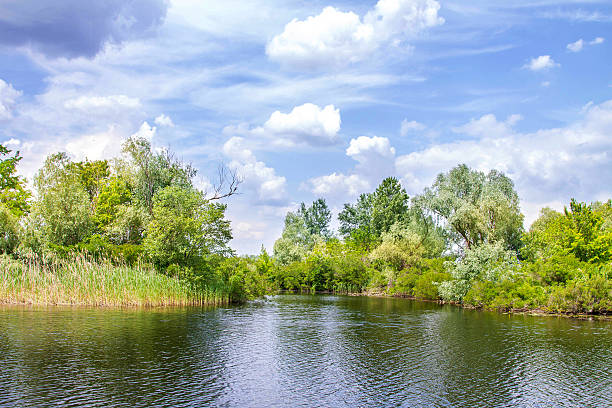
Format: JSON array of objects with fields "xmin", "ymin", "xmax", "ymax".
[{"xmin": 206, "ymin": 163, "xmax": 242, "ymax": 201}]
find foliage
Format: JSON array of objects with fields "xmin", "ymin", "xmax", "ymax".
[
  {"xmin": 273, "ymin": 211, "xmax": 314, "ymax": 265},
  {"xmin": 32, "ymin": 153, "xmax": 94, "ymax": 246},
  {"xmin": 299, "ymin": 198, "xmax": 332, "ymax": 239},
  {"xmin": 144, "ymin": 185, "xmax": 232, "ymax": 270},
  {"xmin": 371, "ymin": 177, "xmax": 410, "ymax": 238},
  {"xmin": 0, "ymin": 144, "xmax": 30, "ymax": 216},
  {"xmin": 438, "ymin": 242, "xmax": 519, "ymax": 301},
  {"xmin": 418, "ymin": 164, "xmax": 524, "ymax": 252},
  {"xmin": 0, "ymin": 203, "xmax": 19, "ymax": 254}
]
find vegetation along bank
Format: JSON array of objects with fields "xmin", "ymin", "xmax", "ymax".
[{"xmin": 0, "ymin": 140, "xmax": 610, "ymax": 312}]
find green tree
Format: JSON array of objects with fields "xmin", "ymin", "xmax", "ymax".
[
  {"xmin": 93, "ymin": 176, "xmax": 132, "ymax": 229},
  {"xmin": 273, "ymin": 211, "xmax": 314, "ymax": 265},
  {"xmin": 371, "ymin": 177, "xmax": 410, "ymax": 238},
  {"xmin": 418, "ymin": 164, "xmax": 523, "ymax": 252},
  {"xmin": 31, "ymin": 153, "xmax": 93, "ymax": 246},
  {"xmin": 338, "ymin": 193, "xmax": 375, "ymax": 249},
  {"xmin": 0, "ymin": 144, "xmax": 30, "ymax": 216},
  {"xmin": 122, "ymin": 136, "xmax": 196, "ymax": 214},
  {"xmin": 299, "ymin": 198, "xmax": 332, "ymax": 239},
  {"xmin": 71, "ymin": 159, "xmax": 110, "ymax": 202},
  {"xmin": 144, "ymin": 185, "xmax": 232, "ymax": 270},
  {"xmin": 0, "ymin": 203, "xmax": 19, "ymax": 254}
]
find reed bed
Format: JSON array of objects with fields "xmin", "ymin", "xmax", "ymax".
[{"xmin": 0, "ymin": 255, "xmax": 232, "ymax": 307}]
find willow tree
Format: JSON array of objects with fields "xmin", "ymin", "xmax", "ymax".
[{"xmin": 417, "ymin": 164, "xmax": 524, "ymax": 253}]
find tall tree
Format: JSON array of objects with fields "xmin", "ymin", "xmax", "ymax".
[
  {"xmin": 338, "ymin": 193, "xmax": 375, "ymax": 250},
  {"xmin": 299, "ymin": 198, "xmax": 332, "ymax": 239},
  {"xmin": 371, "ymin": 177, "xmax": 410, "ymax": 238},
  {"xmin": 417, "ymin": 164, "xmax": 523, "ymax": 252}
]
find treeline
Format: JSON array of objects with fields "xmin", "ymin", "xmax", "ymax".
[
  {"xmin": 270, "ymin": 165, "xmax": 612, "ymax": 314},
  {"xmin": 0, "ymin": 139, "xmax": 269, "ymax": 305},
  {"xmin": 1, "ymin": 139, "xmax": 611, "ymax": 313}
]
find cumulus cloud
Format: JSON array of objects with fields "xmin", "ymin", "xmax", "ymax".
[
  {"xmin": 224, "ymin": 103, "xmax": 341, "ymax": 149},
  {"xmin": 65, "ymin": 126, "xmax": 126, "ymax": 161},
  {"xmin": 154, "ymin": 114, "xmax": 174, "ymax": 127},
  {"xmin": 64, "ymin": 95, "xmax": 141, "ymax": 110},
  {"xmin": 222, "ymin": 136, "xmax": 288, "ymax": 205},
  {"xmin": 400, "ymin": 119, "xmax": 426, "ymax": 136},
  {"xmin": 0, "ymin": 79, "xmax": 22, "ymax": 120},
  {"xmin": 2, "ymin": 138, "xmax": 21, "ymax": 147},
  {"xmin": 266, "ymin": 0, "xmax": 444, "ymax": 69},
  {"xmin": 303, "ymin": 135, "xmax": 396, "ymax": 202},
  {"xmin": 396, "ymin": 100, "xmax": 612, "ymax": 224},
  {"xmin": 0, "ymin": 0, "xmax": 168, "ymax": 58},
  {"xmin": 523, "ymin": 55, "xmax": 559, "ymax": 71},
  {"xmin": 567, "ymin": 39, "xmax": 584, "ymax": 52},
  {"xmin": 131, "ymin": 121, "xmax": 156, "ymax": 141},
  {"xmin": 453, "ymin": 113, "xmax": 521, "ymax": 138}
]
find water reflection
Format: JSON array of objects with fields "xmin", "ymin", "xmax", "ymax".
[{"xmin": 0, "ymin": 296, "xmax": 610, "ymax": 407}]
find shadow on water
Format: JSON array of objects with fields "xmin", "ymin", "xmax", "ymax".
[{"xmin": 0, "ymin": 295, "xmax": 611, "ymax": 407}]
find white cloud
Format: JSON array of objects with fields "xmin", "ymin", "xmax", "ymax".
[
  {"xmin": 303, "ymin": 135, "xmax": 397, "ymax": 203},
  {"xmin": 396, "ymin": 99, "xmax": 612, "ymax": 225},
  {"xmin": 131, "ymin": 121, "xmax": 156, "ymax": 141},
  {"xmin": 305, "ymin": 172, "xmax": 370, "ymax": 199},
  {"xmin": 400, "ymin": 119, "xmax": 426, "ymax": 136},
  {"xmin": 222, "ymin": 136, "xmax": 288, "ymax": 205},
  {"xmin": 65, "ymin": 126, "xmax": 126, "ymax": 161},
  {"xmin": 2, "ymin": 138, "xmax": 20, "ymax": 147},
  {"xmin": 266, "ymin": 0, "xmax": 444, "ymax": 69},
  {"xmin": 154, "ymin": 113, "xmax": 174, "ymax": 127},
  {"xmin": 0, "ymin": 79, "xmax": 22, "ymax": 120},
  {"xmin": 567, "ymin": 39, "xmax": 584, "ymax": 52},
  {"xmin": 64, "ymin": 95, "xmax": 141, "ymax": 110},
  {"xmin": 541, "ymin": 81, "xmax": 551, "ymax": 87},
  {"xmin": 224, "ymin": 103, "xmax": 341, "ymax": 149},
  {"xmin": 590, "ymin": 37, "xmax": 605, "ymax": 45},
  {"xmin": 523, "ymin": 55, "xmax": 559, "ymax": 71},
  {"xmin": 453, "ymin": 113, "xmax": 521, "ymax": 138}
]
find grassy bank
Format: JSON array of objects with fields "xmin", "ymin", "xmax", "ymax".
[{"xmin": 0, "ymin": 255, "xmax": 233, "ymax": 307}]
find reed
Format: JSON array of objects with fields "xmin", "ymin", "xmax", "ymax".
[{"xmin": 0, "ymin": 254, "xmax": 233, "ymax": 307}]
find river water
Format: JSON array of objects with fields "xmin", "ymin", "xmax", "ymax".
[{"xmin": 0, "ymin": 294, "xmax": 610, "ymax": 407}]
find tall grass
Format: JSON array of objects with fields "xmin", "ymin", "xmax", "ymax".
[{"xmin": 0, "ymin": 254, "xmax": 232, "ymax": 307}]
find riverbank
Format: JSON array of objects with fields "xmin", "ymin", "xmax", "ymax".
[{"xmin": 0, "ymin": 255, "xmax": 234, "ymax": 307}]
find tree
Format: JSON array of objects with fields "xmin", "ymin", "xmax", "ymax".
[
  {"xmin": 32, "ymin": 153, "xmax": 93, "ymax": 246},
  {"xmin": 273, "ymin": 211, "xmax": 313, "ymax": 265},
  {"xmin": 371, "ymin": 177, "xmax": 410, "ymax": 238},
  {"xmin": 71, "ymin": 159, "xmax": 110, "ymax": 202},
  {"xmin": 144, "ymin": 185, "xmax": 232, "ymax": 270},
  {"xmin": 0, "ymin": 144, "xmax": 30, "ymax": 216},
  {"xmin": 417, "ymin": 164, "xmax": 523, "ymax": 253},
  {"xmin": 522, "ymin": 199, "xmax": 612, "ymax": 264},
  {"xmin": 338, "ymin": 193, "xmax": 375, "ymax": 250},
  {"xmin": 0, "ymin": 203, "xmax": 19, "ymax": 254},
  {"xmin": 299, "ymin": 198, "xmax": 332, "ymax": 239},
  {"xmin": 122, "ymin": 136, "xmax": 196, "ymax": 214}
]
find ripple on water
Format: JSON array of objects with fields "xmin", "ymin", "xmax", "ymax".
[{"xmin": 0, "ymin": 296, "xmax": 611, "ymax": 407}]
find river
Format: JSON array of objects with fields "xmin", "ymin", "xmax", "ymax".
[{"xmin": 1, "ymin": 294, "xmax": 610, "ymax": 407}]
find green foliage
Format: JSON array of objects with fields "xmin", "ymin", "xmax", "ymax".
[
  {"xmin": 32, "ymin": 153, "xmax": 94, "ymax": 246},
  {"xmin": 522, "ymin": 200, "xmax": 612, "ymax": 264},
  {"xmin": 299, "ymin": 198, "xmax": 332, "ymax": 238},
  {"xmin": 418, "ymin": 164, "xmax": 524, "ymax": 252},
  {"xmin": 273, "ymin": 211, "xmax": 314, "ymax": 265},
  {"xmin": 439, "ymin": 242, "xmax": 519, "ymax": 301},
  {"xmin": 0, "ymin": 203, "xmax": 19, "ymax": 254},
  {"xmin": 122, "ymin": 136, "xmax": 196, "ymax": 213},
  {"xmin": 371, "ymin": 177, "xmax": 410, "ymax": 238},
  {"xmin": 94, "ymin": 176, "xmax": 132, "ymax": 229},
  {"xmin": 144, "ymin": 185, "xmax": 232, "ymax": 270},
  {"xmin": 0, "ymin": 144, "xmax": 30, "ymax": 216},
  {"xmin": 71, "ymin": 159, "xmax": 110, "ymax": 201}
]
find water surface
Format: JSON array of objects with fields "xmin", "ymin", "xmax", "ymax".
[{"xmin": 1, "ymin": 295, "xmax": 610, "ymax": 407}]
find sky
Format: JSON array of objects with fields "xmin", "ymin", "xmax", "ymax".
[{"xmin": 0, "ymin": 0, "xmax": 611, "ymax": 254}]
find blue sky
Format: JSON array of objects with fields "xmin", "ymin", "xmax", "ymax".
[{"xmin": 0, "ymin": 0, "xmax": 611, "ymax": 253}]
